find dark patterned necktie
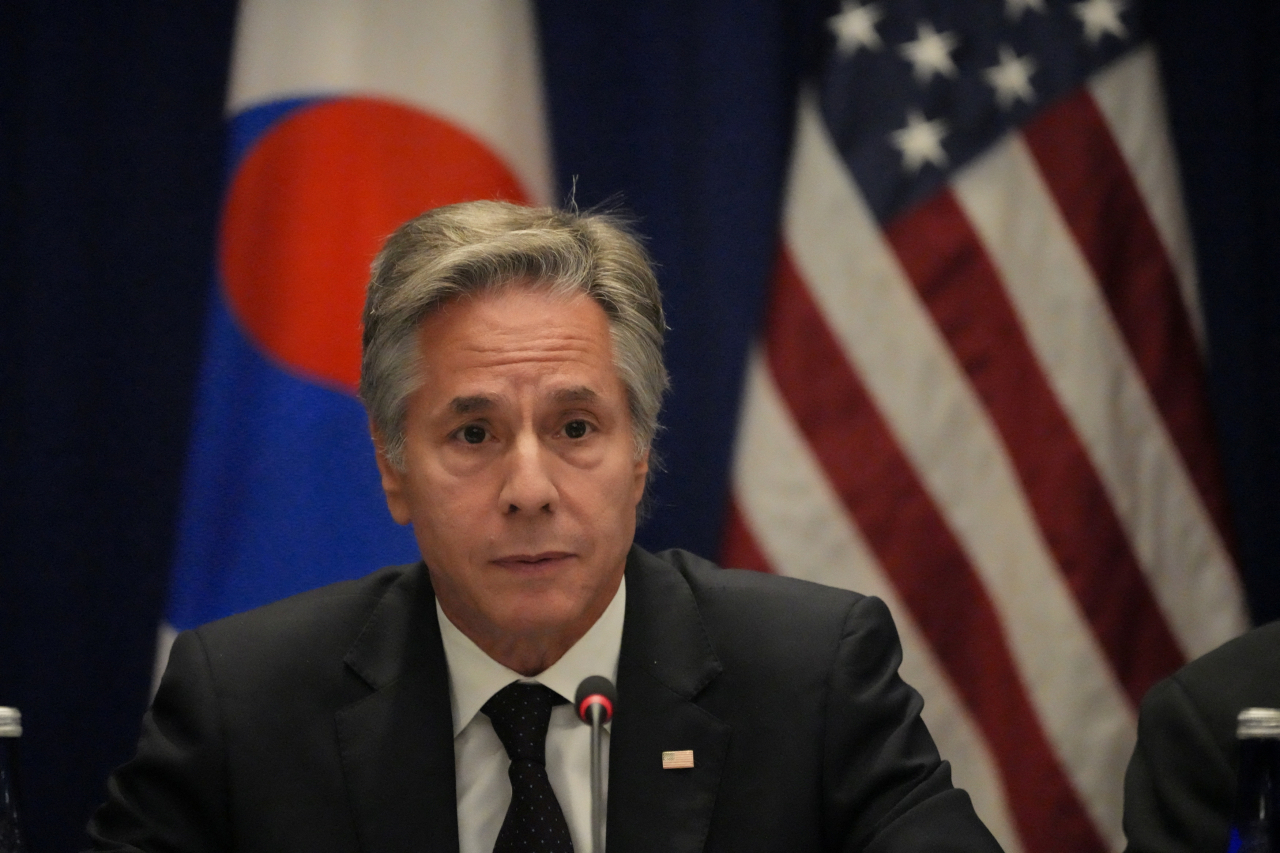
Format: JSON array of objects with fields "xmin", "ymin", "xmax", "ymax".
[{"xmin": 482, "ymin": 682, "xmax": 575, "ymax": 853}]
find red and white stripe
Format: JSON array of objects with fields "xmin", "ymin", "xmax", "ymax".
[{"xmin": 725, "ymin": 46, "xmax": 1247, "ymax": 853}]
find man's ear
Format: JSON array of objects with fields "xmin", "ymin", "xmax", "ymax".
[
  {"xmin": 631, "ymin": 448, "xmax": 650, "ymax": 506},
  {"xmin": 370, "ymin": 423, "xmax": 412, "ymax": 526}
]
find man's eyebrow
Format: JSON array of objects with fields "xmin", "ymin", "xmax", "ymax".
[
  {"xmin": 552, "ymin": 386, "xmax": 600, "ymax": 405},
  {"xmin": 449, "ymin": 395, "xmax": 496, "ymax": 415}
]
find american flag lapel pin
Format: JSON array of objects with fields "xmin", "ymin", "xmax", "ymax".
[{"xmin": 662, "ymin": 749, "xmax": 695, "ymax": 770}]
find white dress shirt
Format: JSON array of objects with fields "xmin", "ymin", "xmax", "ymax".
[{"xmin": 437, "ymin": 578, "xmax": 625, "ymax": 853}]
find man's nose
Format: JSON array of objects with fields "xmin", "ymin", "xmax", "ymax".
[{"xmin": 500, "ymin": 433, "xmax": 557, "ymax": 514}]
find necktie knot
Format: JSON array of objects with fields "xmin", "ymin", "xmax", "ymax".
[{"xmin": 483, "ymin": 682, "xmax": 566, "ymax": 762}]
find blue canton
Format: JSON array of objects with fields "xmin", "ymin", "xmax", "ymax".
[{"xmin": 820, "ymin": 0, "xmax": 1140, "ymax": 223}]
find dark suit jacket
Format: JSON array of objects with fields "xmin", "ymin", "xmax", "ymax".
[
  {"xmin": 1122, "ymin": 619, "xmax": 1280, "ymax": 853},
  {"xmin": 88, "ymin": 547, "xmax": 1001, "ymax": 852}
]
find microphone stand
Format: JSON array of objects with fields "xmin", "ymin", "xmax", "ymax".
[
  {"xmin": 575, "ymin": 675, "xmax": 616, "ymax": 853},
  {"xmin": 588, "ymin": 701, "xmax": 606, "ymax": 853}
]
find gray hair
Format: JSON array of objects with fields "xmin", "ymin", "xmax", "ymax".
[{"xmin": 361, "ymin": 200, "xmax": 669, "ymax": 472}]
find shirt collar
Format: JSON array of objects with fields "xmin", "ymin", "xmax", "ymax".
[{"xmin": 436, "ymin": 577, "xmax": 626, "ymax": 737}]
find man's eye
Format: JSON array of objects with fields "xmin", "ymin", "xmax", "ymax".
[
  {"xmin": 564, "ymin": 420, "xmax": 589, "ymax": 439},
  {"xmin": 461, "ymin": 425, "xmax": 487, "ymax": 444}
]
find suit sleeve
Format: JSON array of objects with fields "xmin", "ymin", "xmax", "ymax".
[
  {"xmin": 86, "ymin": 629, "xmax": 232, "ymax": 853},
  {"xmin": 1121, "ymin": 674, "xmax": 1235, "ymax": 853},
  {"xmin": 822, "ymin": 595, "xmax": 1004, "ymax": 853}
]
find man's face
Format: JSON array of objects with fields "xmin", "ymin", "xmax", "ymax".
[{"xmin": 374, "ymin": 285, "xmax": 648, "ymax": 672}]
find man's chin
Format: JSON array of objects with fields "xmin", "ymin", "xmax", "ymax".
[{"xmin": 487, "ymin": 599, "xmax": 586, "ymax": 639}]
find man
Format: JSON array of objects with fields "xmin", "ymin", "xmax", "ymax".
[
  {"xmin": 89, "ymin": 201, "xmax": 1002, "ymax": 852},
  {"xmin": 1122, "ymin": 619, "xmax": 1280, "ymax": 853}
]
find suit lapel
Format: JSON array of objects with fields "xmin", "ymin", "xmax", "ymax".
[
  {"xmin": 335, "ymin": 564, "xmax": 460, "ymax": 853},
  {"xmin": 608, "ymin": 548, "xmax": 730, "ymax": 853}
]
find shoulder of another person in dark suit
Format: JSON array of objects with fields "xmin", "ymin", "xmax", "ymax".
[
  {"xmin": 1150, "ymin": 618, "xmax": 1280, "ymax": 779},
  {"xmin": 1123, "ymin": 619, "xmax": 1280, "ymax": 853},
  {"xmin": 1166, "ymin": 618, "xmax": 1280, "ymax": 749}
]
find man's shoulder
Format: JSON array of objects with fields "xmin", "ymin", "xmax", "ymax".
[
  {"xmin": 1135, "ymin": 619, "xmax": 1280, "ymax": 774},
  {"xmin": 1165, "ymin": 619, "xmax": 1280, "ymax": 707},
  {"xmin": 1188, "ymin": 618, "xmax": 1280, "ymax": 672},
  {"xmin": 630, "ymin": 547, "xmax": 883, "ymax": 674},
  {"xmin": 641, "ymin": 546, "xmax": 866, "ymax": 618},
  {"xmin": 1123, "ymin": 623, "xmax": 1280, "ymax": 853},
  {"xmin": 185, "ymin": 562, "xmax": 428, "ymax": 678},
  {"xmin": 197, "ymin": 562, "xmax": 421, "ymax": 634}
]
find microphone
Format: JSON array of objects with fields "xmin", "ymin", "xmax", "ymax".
[
  {"xmin": 575, "ymin": 675, "xmax": 616, "ymax": 725},
  {"xmin": 575, "ymin": 676, "xmax": 616, "ymax": 853}
]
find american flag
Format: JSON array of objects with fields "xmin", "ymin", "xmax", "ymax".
[{"xmin": 721, "ymin": 1, "xmax": 1249, "ymax": 850}]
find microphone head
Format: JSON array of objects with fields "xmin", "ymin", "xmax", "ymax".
[{"xmin": 575, "ymin": 675, "xmax": 617, "ymax": 723}]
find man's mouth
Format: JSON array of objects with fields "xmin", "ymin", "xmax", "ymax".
[{"xmin": 493, "ymin": 551, "xmax": 574, "ymax": 568}]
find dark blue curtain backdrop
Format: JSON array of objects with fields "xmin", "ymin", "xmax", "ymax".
[
  {"xmin": 1, "ymin": 4, "xmax": 237, "ymax": 851},
  {"xmin": 0, "ymin": 1, "xmax": 1276, "ymax": 850}
]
